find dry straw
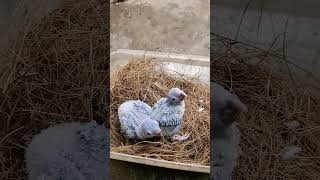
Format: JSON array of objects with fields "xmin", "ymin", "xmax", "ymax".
[
  {"xmin": 0, "ymin": 1, "xmax": 108, "ymax": 179},
  {"xmin": 110, "ymin": 60, "xmax": 210, "ymax": 166},
  {"xmin": 212, "ymin": 34, "xmax": 320, "ymax": 180}
]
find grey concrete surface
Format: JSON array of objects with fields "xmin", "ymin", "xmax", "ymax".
[
  {"xmin": 110, "ymin": 0, "xmax": 210, "ymax": 56},
  {"xmin": 214, "ymin": 0, "xmax": 320, "ymax": 18},
  {"xmin": 212, "ymin": 1, "xmax": 320, "ymax": 94},
  {"xmin": 0, "ymin": 0, "xmax": 64, "ymax": 52}
]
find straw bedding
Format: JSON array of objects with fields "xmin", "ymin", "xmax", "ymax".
[
  {"xmin": 110, "ymin": 60, "xmax": 210, "ymax": 166},
  {"xmin": 0, "ymin": 1, "xmax": 108, "ymax": 179},
  {"xmin": 212, "ymin": 35, "xmax": 320, "ymax": 180}
]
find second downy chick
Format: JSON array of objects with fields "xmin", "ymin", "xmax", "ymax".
[{"xmin": 118, "ymin": 100, "xmax": 161, "ymax": 140}]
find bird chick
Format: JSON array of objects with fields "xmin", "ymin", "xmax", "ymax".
[
  {"xmin": 150, "ymin": 87, "xmax": 189, "ymax": 142},
  {"xmin": 118, "ymin": 100, "xmax": 161, "ymax": 140},
  {"xmin": 211, "ymin": 82, "xmax": 247, "ymax": 180},
  {"xmin": 212, "ymin": 82, "xmax": 247, "ymax": 138},
  {"xmin": 25, "ymin": 121, "xmax": 109, "ymax": 180}
]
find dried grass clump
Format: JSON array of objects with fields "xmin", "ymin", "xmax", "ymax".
[
  {"xmin": 0, "ymin": 1, "xmax": 108, "ymax": 179},
  {"xmin": 212, "ymin": 35, "xmax": 320, "ymax": 180},
  {"xmin": 110, "ymin": 60, "xmax": 210, "ymax": 166}
]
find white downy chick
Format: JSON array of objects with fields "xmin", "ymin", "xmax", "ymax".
[
  {"xmin": 150, "ymin": 87, "xmax": 189, "ymax": 142},
  {"xmin": 25, "ymin": 121, "xmax": 109, "ymax": 180},
  {"xmin": 118, "ymin": 100, "xmax": 161, "ymax": 140},
  {"xmin": 211, "ymin": 82, "xmax": 248, "ymax": 180}
]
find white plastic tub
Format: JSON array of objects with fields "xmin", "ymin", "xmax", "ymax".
[{"xmin": 110, "ymin": 49, "xmax": 210, "ymax": 174}]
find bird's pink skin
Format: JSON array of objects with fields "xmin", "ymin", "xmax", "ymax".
[
  {"xmin": 153, "ymin": 131, "xmax": 161, "ymax": 137},
  {"xmin": 171, "ymin": 133, "xmax": 190, "ymax": 142}
]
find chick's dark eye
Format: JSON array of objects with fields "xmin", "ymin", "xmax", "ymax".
[
  {"xmin": 171, "ymin": 98, "xmax": 175, "ymax": 101},
  {"xmin": 147, "ymin": 133, "xmax": 151, "ymax": 135}
]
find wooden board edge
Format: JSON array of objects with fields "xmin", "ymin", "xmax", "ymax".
[
  {"xmin": 110, "ymin": 152, "xmax": 210, "ymax": 174},
  {"xmin": 110, "ymin": 49, "xmax": 210, "ymax": 67}
]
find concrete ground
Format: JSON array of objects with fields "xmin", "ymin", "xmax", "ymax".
[
  {"xmin": 212, "ymin": 1, "xmax": 320, "ymax": 93},
  {"xmin": 110, "ymin": 0, "xmax": 210, "ymax": 56}
]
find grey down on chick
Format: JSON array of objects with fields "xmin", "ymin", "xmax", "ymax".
[
  {"xmin": 211, "ymin": 82, "xmax": 248, "ymax": 180},
  {"xmin": 150, "ymin": 87, "xmax": 190, "ymax": 142},
  {"xmin": 25, "ymin": 121, "xmax": 109, "ymax": 180},
  {"xmin": 118, "ymin": 100, "xmax": 161, "ymax": 140}
]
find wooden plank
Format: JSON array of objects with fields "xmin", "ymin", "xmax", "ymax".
[
  {"xmin": 110, "ymin": 152, "xmax": 210, "ymax": 174},
  {"xmin": 111, "ymin": 49, "xmax": 210, "ymax": 67},
  {"xmin": 111, "ymin": 159, "xmax": 209, "ymax": 180}
]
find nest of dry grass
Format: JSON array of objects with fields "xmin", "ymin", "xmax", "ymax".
[
  {"xmin": 212, "ymin": 35, "xmax": 320, "ymax": 180},
  {"xmin": 110, "ymin": 60, "xmax": 210, "ymax": 166},
  {"xmin": 0, "ymin": 1, "xmax": 108, "ymax": 179}
]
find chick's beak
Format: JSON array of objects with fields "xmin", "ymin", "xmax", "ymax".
[
  {"xmin": 179, "ymin": 92, "xmax": 187, "ymax": 100},
  {"xmin": 154, "ymin": 131, "xmax": 161, "ymax": 136}
]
